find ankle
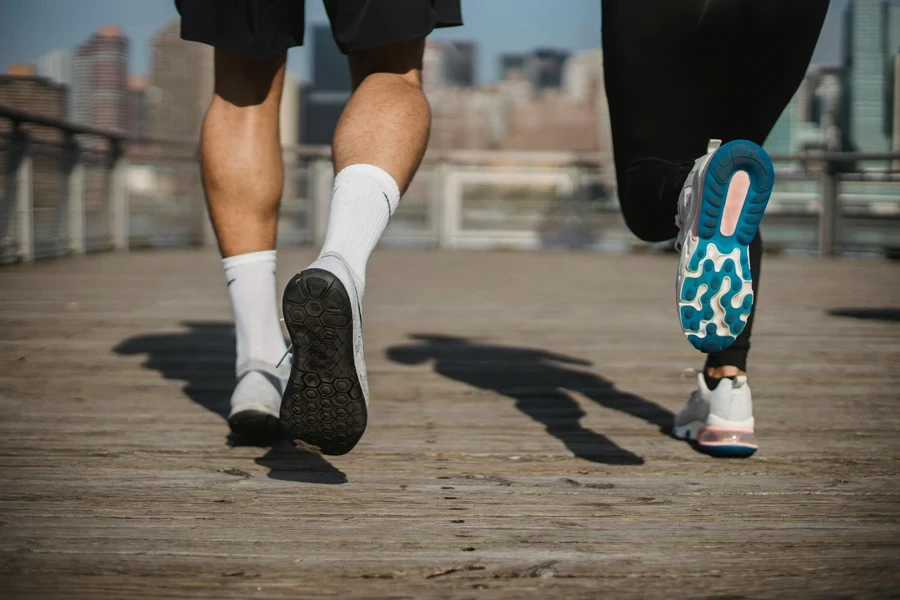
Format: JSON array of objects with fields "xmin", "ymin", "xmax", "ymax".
[{"xmin": 706, "ymin": 365, "xmax": 745, "ymax": 379}]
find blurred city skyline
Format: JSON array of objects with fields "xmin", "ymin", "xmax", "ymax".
[
  {"xmin": 0, "ymin": 0, "xmax": 897, "ymax": 263},
  {"xmin": 1, "ymin": 0, "xmax": 849, "ymax": 85},
  {"xmin": 1, "ymin": 0, "xmax": 897, "ymax": 158}
]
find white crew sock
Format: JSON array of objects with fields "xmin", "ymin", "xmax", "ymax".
[
  {"xmin": 314, "ymin": 164, "xmax": 401, "ymax": 296},
  {"xmin": 222, "ymin": 250, "xmax": 287, "ymax": 372}
]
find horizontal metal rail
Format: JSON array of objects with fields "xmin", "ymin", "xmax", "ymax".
[{"xmin": 2, "ymin": 105, "xmax": 898, "ymax": 262}]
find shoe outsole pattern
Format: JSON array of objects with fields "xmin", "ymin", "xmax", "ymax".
[
  {"xmin": 228, "ymin": 410, "xmax": 281, "ymax": 444},
  {"xmin": 280, "ymin": 269, "xmax": 367, "ymax": 456},
  {"xmin": 679, "ymin": 140, "xmax": 774, "ymax": 353}
]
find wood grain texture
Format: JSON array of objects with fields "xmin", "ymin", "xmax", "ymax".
[{"xmin": 1, "ymin": 249, "xmax": 898, "ymax": 599}]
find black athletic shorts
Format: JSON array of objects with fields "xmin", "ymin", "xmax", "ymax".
[{"xmin": 175, "ymin": 0, "xmax": 463, "ymax": 59}]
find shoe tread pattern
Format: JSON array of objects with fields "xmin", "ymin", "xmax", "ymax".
[{"xmin": 280, "ymin": 269, "xmax": 367, "ymax": 455}]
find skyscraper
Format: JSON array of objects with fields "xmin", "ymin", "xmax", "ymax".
[
  {"xmin": 562, "ymin": 49, "xmax": 613, "ymax": 160},
  {"xmin": 500, "ymin": 54, "xmax": 528, "ymax": 81},
  {"xmin": 73, "ymin": 25, "xmax": 129, "ymax": 134},
  {"xmin": 529, "ymin": 49, "xmax": 570, "ymax": 90},
  {"xmin": 443, "ymin": 42, "xmax": 476, "ymax": 87},
  {"xmin": 127, "ymin": 76, "xmax": 150, "ymax": 140},
  {"xmin": 147, "ymin": 18, "xmax": 214, "ymax": 141},
  {"xmin": 37, "ymin": 50, "xmax": 72, "ymax": 88},
  {"xmin": 302, "ymin": 26, "xmax": 351, "ymax": 145},
  {"xmin": 765, "ymin": 94, "xmax": 799, "ymax": 157},
  {"xmin": 423, "ymin": 42, "xmax": 448, "ymax": 94},
  {"xmin": 842, "ymin": 0, "xmax": 900, "ymax": 153},
  {"xmin": 37, "ymin": 50, "xmax": 73, "ymax": 120}
]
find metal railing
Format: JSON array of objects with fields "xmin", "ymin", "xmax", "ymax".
[{"xmin": 2, "ymin": 105, "xmax": 899, "ymax": 264}]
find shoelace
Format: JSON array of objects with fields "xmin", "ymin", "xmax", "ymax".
[{"xmin": 276, "ymin": 317, "xmax": 292, "ymax": 368}]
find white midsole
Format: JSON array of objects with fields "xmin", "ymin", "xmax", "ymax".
[{"xmin": 673, "ymin": 416, "xmax": 755, "ymax": 439}]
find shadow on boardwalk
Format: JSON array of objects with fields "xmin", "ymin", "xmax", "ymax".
[
  {"xmin": 828, "ymin": 307, "xmax": 900, "ymax": 323},
  {"xmin": 114, "ymin": 321, "xmax": 347, "ymax": 484},
  {"xmin": 387, "ymin": 334, "xmax": 674, "ymax": 465}
]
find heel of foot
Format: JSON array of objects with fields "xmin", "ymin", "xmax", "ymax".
[
  {"xmin": 696, "ymin": 425, "xmax": 758, "ymax": 458},
  {"xmin": 703, "ymin": 140, "xmax": 774, "ymax": 246}
]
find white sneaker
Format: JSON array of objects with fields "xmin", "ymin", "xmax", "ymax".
[
  {"xmin": 675, "ymin": 139, "xmax": 774, "ymax": 354},
  {"xmin": 227, "ymin": 360, "xmax": 289, "ymax": 442},
  {"xmin": 279, "ymin": 252, "xmax": 368, "ymax": 455},
  {"xmin": 672, "ymin": 373, "xmax": 757, "ymax": 457}
]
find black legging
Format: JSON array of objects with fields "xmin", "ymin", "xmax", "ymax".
[{"xmin": 603, "ymin": 0, "xmax": 829, "ymax": 370}]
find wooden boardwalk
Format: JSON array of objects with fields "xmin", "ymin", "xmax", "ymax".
[{"xmin": 1, "ymin": 249, "xmax": 899, "ymax": 599}]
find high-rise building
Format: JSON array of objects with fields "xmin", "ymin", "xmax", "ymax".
[
  {"xmin": 765, "ymin": 67, "xmax": 847, "ymax": 156},
  {"xmin": 842, "ymin": 0, "xmax": 900, "ymax": 153},
  {"xmin": 37, "ymin": 50, "xmax": 73, "ymax": 120},
  {"xmin": 127, "ymin": 76, "xmax": 150, "ymax": 140},
  {"xmin": 147, "ymin": 18, "xmax": 214, "ymax": 141},
  {"xmin": 443, "ymin": 42, "xmax": 476, "ymax": 87},
  {"xmin": 73, "ymin": 25, "xmax": 129, "ymax": 134},
  {"xmin": 302, "ymin": 25, "xmax": 351, "ymax": 145},
  {"xmin": 37, "ymin": 50, "xmax": 72, "ymax": 88},
  {"xmin": 765, "ymin": 94, "xmax": 799, "ymax": 157},
  {"xmin": 528, "ymin": 49, "xmax": 569, "ymax": 90},
  {"xmin": 562, "ymin": 49, "xmax": 613, "ymax": 161},
  {"xmin": 423, "ymin": 42, "xmax": 448, "ymax": 94},
  {"xmin": 500, "ymin": 54, "xmax": 528, "ymax": 81}
]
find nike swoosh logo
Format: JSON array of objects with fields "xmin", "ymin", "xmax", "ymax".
[
  {"xmin": 383, "ymin": 192, "xmax": 392, "ymax": 222},
  {"xmin": 227, "ymin": 278, "xmax": 237, "ymax": 286}
]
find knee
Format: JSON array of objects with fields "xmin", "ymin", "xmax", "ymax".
[
  {"xmin": 618, "ymin": 188, "xmax": 678, "ymax": 243},
  {"xmin": 348, "ymin": 39, "xmax": 426, "ymax": 90},
  {"xmin": 212, "ymin": 49, "xmax": 286, "ymax": 108}
]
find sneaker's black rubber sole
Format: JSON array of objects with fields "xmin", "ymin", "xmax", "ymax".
[
  {"xmin": 228, "ymin": 410, "xmax": 281, "ymax": 444},
  {"xmin": 280, "ymin": 269, "xmax": 367, "ymax": 455}
]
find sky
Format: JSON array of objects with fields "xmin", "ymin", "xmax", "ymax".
[{"xmin": 0, "ymin": 0, "xmax": 850, "ymax": 84}]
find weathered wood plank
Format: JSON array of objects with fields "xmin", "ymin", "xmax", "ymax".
[{"xmin": 1, "ymin": 249, "xmax": 898, "ymax": 598}]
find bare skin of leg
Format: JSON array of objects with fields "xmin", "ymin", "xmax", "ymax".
[
  {"xmin": 200, "ymin": 50, "xmax": 286, "ymax": 258},
  {"xmin": 709, "ymin": 366, "xmax": 745, "ymax": 378},
  {"xmin": 334, "ymin": 39, "xmax": 430, "ymax": 191}
]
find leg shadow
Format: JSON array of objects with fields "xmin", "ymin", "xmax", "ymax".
[
  {"xmin": 114, "ymin": 321, "xmax": 347, "ymax": 483},
  {"xmin": 387, "ymin": 334, "xmax": 675, "ymax": 465},
  {"xmin": 828, "ymin": 308, "xmax": 900, "ymax": 323}
]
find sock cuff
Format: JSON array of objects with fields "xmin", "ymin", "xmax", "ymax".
[
  {"xmin": 334, "ymin": 164, "xmax": 401, "ymax": 211},
  {"xmin": 222, "ymin": 250, "xmax": 277, "ymax": 271}
]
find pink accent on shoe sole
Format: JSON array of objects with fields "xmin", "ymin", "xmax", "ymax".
[
  {"xmin": 697, "ymin": 425, "xmax": 758, "ymax": 448},
  {"xmin": 720, "ymin": 171, "xmax": 750, "ymax": 236}
]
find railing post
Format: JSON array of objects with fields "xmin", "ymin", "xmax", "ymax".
[
  {"xmin": 108, "ymin": 140, "xmax": 129, "ymax": 250},
  {"xmin": 311, "ymin": 158, "xmax": 333, "ymax": 248},
  {"xmin": 64, "ymin": 134, "xmax": 85, "ymax": 255},
  {"xmin": 819, "ymin": 162, "xmax": 839, "ymax": 258},
  {"xmin": 439, "ymin": 168, "xmax": 461, "ymax": 250},
  {"xmin": 16, "ymin": 133, "xmax": 34, "ymax": 263},
  {"xmin": 429, "ymin": 162, "xmax": 449, "ymax": 248},
  {"xmin": 2, "ymin": 128, "xmax": 25, "ymax": 260},
  {"xmin": 201, "ymin": 202, "xmax": 217, "ymax": 248}
]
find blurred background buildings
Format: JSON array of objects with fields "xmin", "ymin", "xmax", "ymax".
[{"xmin": 0, "ymin": 0, "xmax": 898, "ymax": 261}]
